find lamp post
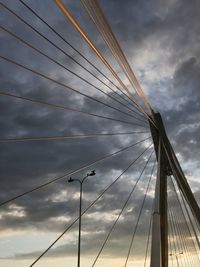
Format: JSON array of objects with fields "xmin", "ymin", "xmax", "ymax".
[{"xmin": 68, "ymin": 170, "xmax": 96, "ymax": 267}]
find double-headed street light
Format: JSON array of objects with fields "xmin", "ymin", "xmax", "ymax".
[
  {"xmin": 169, "ymin": 252, "xmax": 183, "ymax": 267},
  {"xmin": 68, "ymin": 170, "xmax": 96, "ymax": 267}
]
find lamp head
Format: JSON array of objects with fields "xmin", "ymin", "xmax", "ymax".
[
  {"xmin": 88, "ymin": 170, "xmax": 96, "ymax": 176},
  {"xmin": 68, "ymin": 177, "xmax": 74, "ymax": 183}
]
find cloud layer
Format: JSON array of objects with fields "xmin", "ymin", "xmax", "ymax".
[{"xmin": 0, "ymin": 0, "xmax": 199, "ymax": 265}]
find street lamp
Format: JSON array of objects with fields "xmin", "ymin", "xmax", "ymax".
[
  {"xmin": 169, "ymin": 252, "xmax": 183, "ymax": 267},
  {"xmin": 68, "ymin": 170, "xmax": 96, "ymax": 267}
]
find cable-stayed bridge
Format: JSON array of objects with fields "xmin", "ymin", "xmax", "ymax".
[{"xmin": 0, "ymin": 1, "xmax": 199, "ymax": 267}]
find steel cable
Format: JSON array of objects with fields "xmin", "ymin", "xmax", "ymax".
[
  {"xmin": 0, "ymin": 137, "xmax": 151, "ymax": 207},
  {"xmin": 0, "ymin": 24, "xmax": 147, "ymax": 124},
  {"xmin": 124, "ymin": 159, "xmax": 156, "ymax": 267},
  {"xmin": 55, "ymin": 0, "xmax": 151, "ymax": 120},
  {"xmin": 84, "ymin": 0, "xmax": 152, "ymax": 114},
  {"xmin": 18, "ymin": 0, "xmax": 145, "ymax": 117},
  {"xmin": 0, "ymin": 131, "xmax": 149, "ymax": 143},
  {"xmin": 28, "ymin": 144, "xmax": 153, "ymax": 267},
  {"xmin": 1, "ymin": 2, "xmax": 146, "ymax": 121},
  {"xmin": 0, "ymin": 88, "xmax": 148, "ymax": 128}
]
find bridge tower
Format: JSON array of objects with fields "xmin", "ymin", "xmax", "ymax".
[{"xmin": 149, "ymin": 112, "xmax": 200, "ymax": 267}]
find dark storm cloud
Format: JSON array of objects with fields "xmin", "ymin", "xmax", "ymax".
[
  {"xmin": 100, "ymin": 0, "xmax": 200, "ymax": 58},
  {"xmin": 0, "ymin": 0, "xmax": 199, "ymax": 262},
  {"xmin": 99, "ymin": 0, "xmax": 200, "ymax": 177},
  {"xmin": 0, "ymin": 0, "xmax": 151, "ymax": 240},
  {"xmin": 161, "ymin": 57, "xmax": 200, "ymax": 163}
]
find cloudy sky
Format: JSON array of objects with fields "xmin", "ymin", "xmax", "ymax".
[{"xmin": 0, "ymin": 0, "xmax": 200, "ymax": 267}]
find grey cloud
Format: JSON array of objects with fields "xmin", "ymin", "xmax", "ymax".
[{"xmin": 0, "ymin": 0, "xmax": 199, "ymax": 263}]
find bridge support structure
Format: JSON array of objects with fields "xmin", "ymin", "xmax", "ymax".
[{"xmin": 149, "ymin": 112, "xmax": 200, "ymax": 267}]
